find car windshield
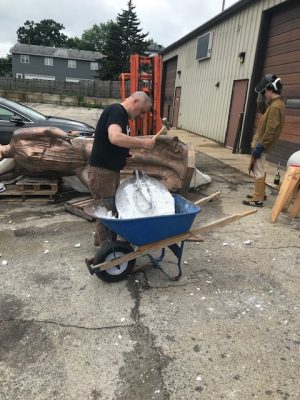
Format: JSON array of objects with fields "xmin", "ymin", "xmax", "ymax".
[{"xmin": 4, "ymin": 99, "xmax": 47, "ymax": 121}]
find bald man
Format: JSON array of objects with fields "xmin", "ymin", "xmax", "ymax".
[{"xmin": 88, "ymin": 91, "xmax": 155, "ymax": 247}]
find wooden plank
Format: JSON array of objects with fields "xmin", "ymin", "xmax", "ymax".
[
  {"xmin": 64, "ymin": 196, "xmax": 95, "ymax": 221},
  {"xmin": 64, "ymin": 203, "xmax": 95, "ymax": 221},
  {"xmin": 289, "ymin": 189, "xmax": 300, "ymax": 218},
  {"xmin": 270, "ymin": 167, "xmax": 300, "ymax": 223},
  {"xmin": 194, "ymin": 191, "xmax": 220, "ymax": 206}
]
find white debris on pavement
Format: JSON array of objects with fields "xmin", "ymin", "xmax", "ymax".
[
  {"xmin": 223, "ymin": 242, "xmax": 228, "ymax": 246},
  {"xmin": 244, "ymin": 240, "xmax": 252, "ymax": 245},
  {"xmin": 1, "ymin": 260, "xmax": 8, "ymax": 266},
  {"xmin": 75, "ymin": 243, "xmax": 81, "ymax": 248},
  {"xmin": 44, "ymin": 250, "xmax": 49, "ymax": 254},
  {"xmin": 184, "ymin": 260, "xmax": 188, "ymax": 265}
]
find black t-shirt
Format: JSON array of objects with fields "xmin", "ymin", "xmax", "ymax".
[{"xmin": 90, "ymin": 103, "xmax": 130, "ymax": 171}]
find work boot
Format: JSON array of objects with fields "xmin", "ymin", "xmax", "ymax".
[
  {"xmin": 242, "ymin": 199, "xmax": 264, "ymax": 207},
  {"xmin": 246, "ymin": 193, "xmax": 267, "ymax": 200},
  {"xmin": 243, "ymin": 177, "xmax": 265, "ymax": 207}
]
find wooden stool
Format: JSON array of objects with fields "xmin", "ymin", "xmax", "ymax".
[{"xmin": 270, "ymin": 165, "xmax": 300, "ymax": 223}]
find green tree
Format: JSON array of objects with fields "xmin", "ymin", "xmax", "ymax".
[
  {"xmin": 81, "ymin": 21, "xmax": 115, "ymax": 53},
  {"xmin": 98, "ymin": 22, "xmax": 124, "ymax": 80},
  {"xmin": 17, "ymin": 19, "xmax": 68, "ymax": 47},
  {"xmin": 66, "ymin": 36, "xmax": 94, "ymax": 51},
  {"xmin": 0, "ymin": 55, "xmax": 12, "ymax": 77},
  {"xmin": 98, "ymin": 0, "xmax": 150, "ymax": 79},
  {"xmin": 117, "ymin": 0, "xmax": 150, "ymax": 72}
]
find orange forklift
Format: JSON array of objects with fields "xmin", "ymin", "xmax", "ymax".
[{"xmin": 119, "ymin": 54, "xmax": 163, "ymax": 136}]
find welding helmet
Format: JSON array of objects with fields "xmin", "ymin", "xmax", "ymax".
[{"xmin": 255, "ymin": 74, "xmax": 282, "ymax": 94}]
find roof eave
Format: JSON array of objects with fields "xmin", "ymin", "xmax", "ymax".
[{"xmin": 161, "ymin": 0, "xmax": 256, "ymax": 55}]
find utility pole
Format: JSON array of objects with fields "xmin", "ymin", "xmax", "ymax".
[{"xmin": 222, "ymin": 0, "xmax": 225, "ymax": 11}]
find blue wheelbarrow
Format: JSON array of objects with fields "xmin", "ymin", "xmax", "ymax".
[{"xmin": 84, "ymin": 192, "xmax": 255, "ymax": 283}]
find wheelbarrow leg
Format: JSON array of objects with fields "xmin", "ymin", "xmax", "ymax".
[
  {"xmin": 168, "ymin": 241, "xmax": 185, "ymax": 281},
  {"xmin": 147, "ymin": 242, "xmax": 185, "ymax": 281}
]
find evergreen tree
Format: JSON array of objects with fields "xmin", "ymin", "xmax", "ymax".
[
  {"xmin": 117, "ymin": 0, "xmax": 150, "ymax": 72},
  {"xmin": 99, "ymin": 0, "xmax": 150, "ymax": 79}
]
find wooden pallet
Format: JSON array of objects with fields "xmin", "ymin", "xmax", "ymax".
[
  {"xmin": 0, "ymin": 177, "xmax": 58, "ymax": 201},
  {"xmin": 64, "ymin": 196, "xmax": 95, "ymax": 221}
]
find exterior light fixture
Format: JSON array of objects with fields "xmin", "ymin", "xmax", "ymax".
[{"xmin": 238, "ymin": 52, "xmax": 246, "ymax": 63}]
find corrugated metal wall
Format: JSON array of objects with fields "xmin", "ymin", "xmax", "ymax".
[{"xmin": 162, "ymin": 0, "xmax": 287, "ymax": 143}]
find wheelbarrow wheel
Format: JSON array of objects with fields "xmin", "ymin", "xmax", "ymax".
[{"xmin": 93, "ymin": 241, "xmax": 136, "ymax": 283}]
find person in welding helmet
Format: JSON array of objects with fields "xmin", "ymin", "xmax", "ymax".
[{"xmin": 243, "ymin": 74, "xmax": 285, "ymax": 207}]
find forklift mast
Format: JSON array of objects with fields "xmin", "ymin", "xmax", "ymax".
[{"xmin": 119, "ymin": 54, "xmax": 162, "ymax": 136}]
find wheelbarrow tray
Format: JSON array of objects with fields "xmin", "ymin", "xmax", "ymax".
[{"xmin": 87, "ymin": 194, "xmax": 200, "ymax": 246}]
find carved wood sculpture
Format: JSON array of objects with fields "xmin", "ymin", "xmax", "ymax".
[{"xmin": 0, "ymin": 127, "xmax": 195, "ymax": 192}]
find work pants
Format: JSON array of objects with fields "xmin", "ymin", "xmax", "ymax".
[{"xmin": 88, "ymin": 165, "xmax": 120, "ymax": 246}]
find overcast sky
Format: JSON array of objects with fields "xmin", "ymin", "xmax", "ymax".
[{"xmin": 0, "ymin": 0, "xmax": 239, "ymax": 57}]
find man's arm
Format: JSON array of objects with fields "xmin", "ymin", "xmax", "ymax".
[{"xmin": 108, "ymin": 124, "xmax": 155, "ymax": 150}]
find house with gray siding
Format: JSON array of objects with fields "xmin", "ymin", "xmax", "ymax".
[{"xmin": 11, "ymin": 43, "xmax": 104, "ymax": 82}]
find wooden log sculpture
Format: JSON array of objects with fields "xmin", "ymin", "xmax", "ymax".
[{"xmin": 0, "ymin": 127, "xmax": 195, "ymax": 192}]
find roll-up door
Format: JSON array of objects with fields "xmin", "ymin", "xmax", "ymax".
[{"xmin": 262, "ymin": 1, "xmax": 300, "ymax": 165}]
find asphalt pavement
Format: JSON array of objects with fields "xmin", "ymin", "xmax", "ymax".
[{"xmin": 0, "ymin": 104, "xmax": 299, "ymax": 400}]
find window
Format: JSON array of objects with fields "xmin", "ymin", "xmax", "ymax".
[
  {"xmin": 44, "ymin": 57, "xmax": 53, "ymax": 66},
  {"xmin": 68, "ymin": 60, "xmax": 76, "ymax": 69},
  {"xmin": 20, "ymin": 54, "xmax": 29, "ymax": 63},
  {"xmin": 0, "ymin": 105, "xmax": 14, "ymax": 120},
  {"xmin": 24, "ymin": 74, "xmax": 55, "ymax": 81},
  {"xmin": 196, "ymin": 32, "xmax": 213, "ymax": 61},
  {"xmin": 66, "ymin": 77, "xmax": 80, "ymax": 83},
  {"xmin": 286, "ymin": 99, "xmax": 300, "ymax": 109},
  {"xmin": 90, "ymin": 62, "xmax": 99, "ymax": 71},
  {"xmin": 16, "ymin": 73, "xmax": 23, "ymax": 79}
]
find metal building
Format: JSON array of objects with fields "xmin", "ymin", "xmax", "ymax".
[{"xmin": 161, "ymin": 0, "xmax": 300, "ymax": 165}]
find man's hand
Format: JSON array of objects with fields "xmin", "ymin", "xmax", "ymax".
[
  {"xmin": 252, "ymin": 143, "xmax": 264, "ymax": 159},
  {"xmin": 142, "ymin": 138, "xmax": 155, "ymax": 150}
]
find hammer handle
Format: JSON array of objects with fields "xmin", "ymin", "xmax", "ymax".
[{"xmin": 152, "ymin": 126, "xmax": 167, "ymax": 141}]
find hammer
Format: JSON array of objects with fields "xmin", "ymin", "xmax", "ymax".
[{"xmin": 152, "ymin": 120, "xmax": 168, "ymax": 141}]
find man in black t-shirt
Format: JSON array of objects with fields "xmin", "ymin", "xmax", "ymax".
[{"xmin": 88, "ymin": 91, "xmax": 155, "ymax": 247}]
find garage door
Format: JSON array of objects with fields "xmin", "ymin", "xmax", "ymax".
[{"xmin": 263, "ymin": 1, "xmax": 300, "ymax": 165}]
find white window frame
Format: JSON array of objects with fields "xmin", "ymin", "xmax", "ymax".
[
  {"xmin": 90, "ymin": 62, "xmax": 99, "ymax": 71},
  {"xmin": 66, "ymin": 77, "xmax": 80, "ymax": 83},
  {"xmin": 68, "ymin": 60, "xmax": 76, "ymax": 69},
  {"xmin": 16, "ymin": 73, "xmax": 23, "ymax": 79},
  {"xmin": 44, "ymin": 57, "xmax": 53, "ymax": 66},
  {"xmin": 20, "ymin": 54, "xmax": 29, "ymax": 63},
  {"xmin": 195, "ymin": 31, "xmax": 213, "ymax": 61},
  {"xmin": 24, "ymin": 74, "xmax": 55, "ymax": 81}
]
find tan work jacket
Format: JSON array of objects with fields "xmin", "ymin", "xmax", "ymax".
[{"xmin": 251, "ymin": 96, "xmax": 285, "ymax": 154}]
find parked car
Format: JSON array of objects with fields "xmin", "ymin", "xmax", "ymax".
[{"xmin": 0, "ymin": 97, "xmax": 95, "ymax": 145}]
